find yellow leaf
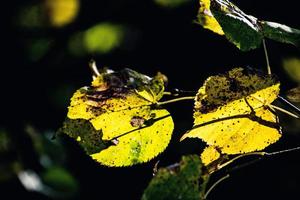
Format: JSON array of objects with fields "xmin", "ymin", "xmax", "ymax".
[
  {"xmin": 181, "ymin": 68, "xmax": 281, "ymax": 160},
  {"xmin": 201, "ymin": 146, "xmax": 220, "ymax": 166},
  {"xmin": 65, "ymin": 68, "xmax": 173, "ymax": 166},
  {"xmin": 197, "ymin": 0, "xmax": 224, "ymax": 35},
  {"xmin": 91, "ymin": 109, "xmax": 173, "ymax": 166},
  {"xmin": 45, "ymin": 0, "xmax": 79, "ymax": 27}
]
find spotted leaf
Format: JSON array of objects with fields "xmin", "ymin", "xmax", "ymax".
[
  {"xmin": 62, "ymin": 68, "xmax": 174, "ymax": 167},
  {"xmin": 181, "ymin": 68, "xmax": 281, "ymax": 165}
]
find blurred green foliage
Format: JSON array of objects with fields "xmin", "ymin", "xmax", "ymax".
[
  {"xmin": 154, "ymin": 0, "xmax": 192, "ymax": 8},
  {"xmin": 68, "ymin": 23, "xmax": 125, "ymax": 56},
  {"xmin": 283, "ymin": 58, "xmax": 300, "ymax": 83},
  {"xmin": 17, "ymin": 0, "xmax": 79, "ymax": 28}
]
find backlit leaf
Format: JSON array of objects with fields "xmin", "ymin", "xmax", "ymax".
[
  {"xmin": 62, "ymin": 68, "xmax": 174, "ymax": 167},
  {"xmin": 197, "ymin": 0, "xmax": 224, "ymax": 35},
  {"xmin": 200, "ymin": 146, "xmax": 220, "ymax": 166},
  {"xmin": 181, "ymin": 68, "xmax": 281, "ymax": 164},
  {"xmin": 196, "ymin": 0, "xmax": 300, "ymax": 51},
  {"xmin": 142, "ymin": 155, "xmax": 204, "ymax": 200}
]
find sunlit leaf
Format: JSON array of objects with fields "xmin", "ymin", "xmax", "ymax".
[
  {"xmin": 181, "ymin": 68, "xmax": 281, "ymax": 164},
  {"xmin": 283, "ymin": 58, "xmax": 300, "ymax": 83},
  {"xmin": 142, "ymin": 155, "xmax": 204, "ymax": 200},
  {"xmin": 62, "ymin": 68, "xmax": 174, "ymax": 166},
  {"xmin": 200, "ymin": 146, "xmax": 220, "ymax": 166},
  {"xmin": 196, "ymin": 0, "xmax": 300, "ymax": 51},
  {"xmin": 196, "ymin": 0, "xmax": 224, "ymax": 35}
]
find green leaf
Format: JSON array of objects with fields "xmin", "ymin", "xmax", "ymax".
[
  {"xmin": 261, "ymin": 21, "xmax": 300, "ymax": 47},
  {"xmin": 61, "ymin": 68, "xmax": 174, "ymax": 167},
  {"xmin": 196, "ymin": 0, "xmax": 300, "ymax": 51},
  {"xmin": 142, "ymin": 155, "xmax": 206, "ymax": 200}
]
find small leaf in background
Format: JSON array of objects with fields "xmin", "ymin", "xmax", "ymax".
[
  {"xmin": 45, "ymin": 0, "xmax": 80, "ymax": 27},
  {"xmin": 68, "ymin": 23, "xmax": 126, "ymax": 56},
  {"xmin": 283, "ymin": 58, "xmax": 300, "ymax": 83},
  {"xmin": 16, "ymin": 0, "xmax": 79, "ymax": 29},
  {"xmin": 26, "ymin": 38, "xmax": 53, "ymax": 62},
  {"xmin": 61, "ymin": 68, "xmax": 174, "ymax": 167},
  {"xmin": 154, "ymin": 0, "xmax": 192, "ymax": 8},
  {"xmin": 196, "ymin": 0, "xmax": 300, "ymax": 51},
  {"xmin": 142, "ymin": 155, "xmax": 205, "ymax": 200},
  {"xmin": 286, "ymin": 87, "xmax": 300, "ymax": 103},
  {"xmin": 181, "ymin": 68, "xmax": 281, "ymax": 165},
  {"xmin": 83, "ymin": 23, "xmax": 125, "ymax": 54}
]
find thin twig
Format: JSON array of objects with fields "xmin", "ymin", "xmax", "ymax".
[
  {"xmin": 269, "ymin": 104, "xmax": 300, "ymax": 119},
  {"xmin": 216, "ymin": 152, "xmax": 266, "ymax": 173},
  {"xmin": 225, "ymin": 147, "xmax": 300, "ymax": 173},
  {"xmin": 157, "ymin": 96, "xmax": 195, "ymax": 106},
  {"xmin": 204, "ymin": 174, "xmax": 230, "ymax": 199},
  {"xmin": 266, "ymin": 146, "xmax": 300, "ymax": 156},
  {"xmin": 278, "ymin": 95, "xmax": 300, "ymax": 116},
  {"xmin": 262, "ymin": 39, "xmax": 271, "ymax": 75}
]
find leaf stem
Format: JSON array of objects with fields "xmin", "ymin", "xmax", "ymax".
[
  {"xmin": 269, "ymin": 104, "xmax": 300, "ymax": 119},
  {"xmin": 262, "ymin": 39, "xmax": 271, "ymax": 75},
  {"xmin": 89, "ymin": 59, "xmax": 100, "ymax": 79},
  {"xmin": 224, "ymin": 147, "xmax": 300, "ymax": 173},
  {"xmin": 216, "ymin": 152, "xmax": 266, "ymax": 173},
  {"xmin": 164, "ymin": 89, "xmax": 197, "ymax": 96},
  {"xmin": 278, "ymin": 95, "xmax": 300, "ymax": 116},
  {"xmin": 157, "ymin": 96, "xmax": 195, "ymax": 106},
  {"xmin": 266, "ymin": 146, "xmax": 300, "ymax": 156},
  {"xmin": 204, "ymin": 174, "xmax": 230, "ymax": 199}
]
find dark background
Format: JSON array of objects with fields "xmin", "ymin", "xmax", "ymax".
[{"xmin": 3, "ymin": 0, "xmax": 300, "ymax": 199}]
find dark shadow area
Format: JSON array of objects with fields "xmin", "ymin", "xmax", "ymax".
[{"xmin": 3, "ymin": 0, "xmax": 300, "ymax": 199}]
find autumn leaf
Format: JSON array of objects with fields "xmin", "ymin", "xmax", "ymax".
[
  {"xmin": 200, "ymin": 146, "xmax": 220, "ymax": 166},
  {"xmin": 181, "ymin": 68, "xmax": 282, "ymax": 165},
  {"xmin": 61, "ymin": 68, "xmax": 174, "ymax": 167},
  {"xmin": 196, "ymin": 0, "xmax": 300, "ymax": 51}
]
